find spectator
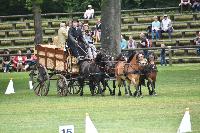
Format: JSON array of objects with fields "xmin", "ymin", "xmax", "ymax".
[
  {"xmin": 2, "ymin": 50, "xmax": 11, "ymax": 72},
  {"xmin": 194, "ymin": 32, "xmax": 200, "ymax": 56},
  {"xmin": 161, "ymin": 14, "xmax": 173, "ymax": 40},
  {"xmin": 13, "ymin": 50, "xmax": 26, "ymax": 72},
  {"xmin": 23, "ymin": 49, "xmax": 37, "ymax": 71},
  {"xmin": 95, "ymin": 18, "xmax": 101, "ymax": 43},
  {"xmin": 120, "ymin": 35, "xmax": 127, "ymax": 49},
  {"xmin": 139, "ymin": 33, "xmax": 150, "ymax": 58},
  {"xmin": 160, "ymin": 44, "xmax": 167, "ymax": 66},
  {"xmin": 83, "ymin": 30, "xmax": 97, "ymax": 59},
  {"xmin": 179, "ymin": 0, "xmax": 192, "ymax": 12},
  {"xmin": 146, "ymin": 25, "xmax": 152, "ymax": 39},
  {"xmin": 151, "ymin": 16, "xmax": 161, "ymax": 40},
  {"xmin": 84, "ymin": 5, "xmax": 94, "ymax": 19},
  {"xmin": 192, "ymin": 0, "xmax": 200, "ymax": 11},
  {"xmin": 57, "ymin": 23, "xmax": 69, "ymax": 50},
  {"xmin": 127, "ymin": 36, "xmax": 137, "ymax": 49}
]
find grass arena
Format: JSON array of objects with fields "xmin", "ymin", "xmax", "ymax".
[{"xmin": 0, "ymin": 63, "xmax": 199, "ymax": 133}]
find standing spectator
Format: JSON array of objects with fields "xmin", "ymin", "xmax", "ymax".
[
  {"xmin": 95, "ymin": 18, "xmax": 101, "ymax": 43},
  {"xmin": 13, "ymin": 50, "xmax": 26, "ymax": 72},
  {"xmin": 23, "ymin": 49, "xmax": 37, "ymax": 71},
  {"xmin": 160, "ymin": 44, "xmax": 167, "ymax": 66},
  {"xmin": 161, "ymin": 14, "xmax": 173, "ymax": 40},
  {"xmin": 194, "ymin": 32, "xmax": 200, "ymax": 56},
  {"xmin": 2, "ymin": 50, "xmax": 11, "ymax": 72},
  {"xmin": 192, "ymin": 0, "xmax": 200, "ymax": 11},
  {"xmin": 127, "ymin": 36, "xmax": 137, "ymax": 49},
  {"xmin": 151, "ymin": 16, "xmax": 161, "ymax": 40},
  {"xmin": 57, "ymin": 23, "xmax": 69, "ymax": 50},
  {"xmin": 84, "ymin": 5, "xmax": 94, "ymax": 19},
  {"xmin": 179, "ymin": 0, "xmax": 192, "ymax": 12},
  {"xmin": 120, "ymin": 35, "xmax": 127, "ymax": 49},
  {"xmin": 139, "ymin": 33, "xmax": 150, "ymax": 58}
]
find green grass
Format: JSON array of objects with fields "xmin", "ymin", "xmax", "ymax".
[{"xmin": 0, "ymin": 64, "xmax": 200, "ymax": 133}]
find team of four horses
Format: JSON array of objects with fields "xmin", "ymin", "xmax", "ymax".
[
  {"xmin": 74, "ymin": 49, "xmax": 158, "ymax": 98},
  {"xmin": 31, "ymin": 45, "xmax": 158, "ymax": 98}
]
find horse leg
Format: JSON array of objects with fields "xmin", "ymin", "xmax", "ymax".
[
  {"xmin": 152, "ymin": 81, "xmax": 157, "ymax": 96},
  {"xmin": 112, "ymin": 80, "xmax": 116, "ymax": 95},
  {"xmin": 118, "ymin": 80, "xmax": 122, "ymax": 96},
  {"xmin": 122, "ymin": 80, "xmax": 129, "ymax": 95},
  {"xmin": 104, "ymin": 81, "xmax": 113, "ymax": 96},
  {"xmin": 147, "ymin": 81, "xmax": 152, "ymax": 95},
  {"xmin": 89, "ymin": 80, "xmax": 95, "ymax": 96}
]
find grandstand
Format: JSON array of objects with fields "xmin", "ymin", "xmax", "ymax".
[{"xmin": 0, "ymin": 7, "xmax": 199, "ymax": 63}]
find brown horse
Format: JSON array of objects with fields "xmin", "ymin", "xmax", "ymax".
[
  {"xmin": 139, "ymin": 52, "xmax": 158, "ymax": 96},
  {"xmin": 115, "ymin": 52, "xmax": 147, "ymax": 97}
]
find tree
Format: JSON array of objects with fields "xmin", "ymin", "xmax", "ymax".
[
  {"xmin": 101, "ymin": 0, "xmax": 121, "ymax": 57},
  {"xmin": 26, "ymin": 0, "xmax": 43, "ymax": 44}
]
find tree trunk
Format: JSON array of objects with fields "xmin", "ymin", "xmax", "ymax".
[
  {"xmin": 101, "ymin": 0, "xmax": 121, "ymax": 57},
  {"xmin": 33, "ymin": 2, "xmax": 43, "ymax": 45}
]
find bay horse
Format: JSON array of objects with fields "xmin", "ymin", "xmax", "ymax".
[
  {"xmin": 139, "ymin": 52, "xmax": 158, "ymax": 96},
  {"xmin": 115, "ymin": 52, "xmax": 147, "ymax": 97}
]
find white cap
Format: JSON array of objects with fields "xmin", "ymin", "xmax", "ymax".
[
  {"xmin": 88, "ymin": 5, "xmax": 92, "ymax": 8},
  {"xmin": 60, "ymin": 23, "xmax": 65, "ymax": 27}
]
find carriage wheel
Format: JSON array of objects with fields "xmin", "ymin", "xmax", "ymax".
[
  {"xmin": 68, "ymin": 80, "xmax": 81, "ymax": 94},
  {"xmin": 57, "ymin": 74, "xmax": 69, "ymax": 96},
  {"xmin": 29, "ymin": 63, "xmax": 50, "ymax": 96}
]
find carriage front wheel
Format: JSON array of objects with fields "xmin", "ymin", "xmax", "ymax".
[
  {"xmin": 57, "ymin": 74, "xmax": 69, "ymax": 96},
  {"xmin": 29, "ymin": 63, "xmax": 50, "ymax": 96}
]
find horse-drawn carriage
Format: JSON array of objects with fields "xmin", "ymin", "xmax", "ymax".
[
  {"xmin": 29, "ymin": 44, "xmax": 158, "ymax": 97},
  {"xmin": 29, "ymin": 44, "xmax": 114, "ymax": 96}
]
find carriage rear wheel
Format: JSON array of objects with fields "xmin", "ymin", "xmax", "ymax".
[
  {"xmin": 57, "ymin": 74, "xmax": 69, "ymax": 96},
  {"xmin": 29, "ymin": 63, "xmax": 50, "ymax": 96}
]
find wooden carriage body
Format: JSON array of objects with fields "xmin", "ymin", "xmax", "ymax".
[{"xmin": 35, "ymin": 44, "xmax": 79, "ymax": 73}]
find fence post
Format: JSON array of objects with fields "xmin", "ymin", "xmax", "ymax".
[{"xmin": 168, "ymin": 46, "xmax": 172, "ymax": 66}]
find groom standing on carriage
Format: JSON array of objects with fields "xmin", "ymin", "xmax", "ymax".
[{"xmin": 67, "ymin": 19, "xmax": 87, "ymax": 61}]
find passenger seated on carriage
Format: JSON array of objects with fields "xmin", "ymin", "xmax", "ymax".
[
  {"xmin": 83, "ymin": 29, "xmax": 97, "ymax": 59},
  {"xmin": 67, "ymin": 19, "xmax": 87, "ymax": 61}
]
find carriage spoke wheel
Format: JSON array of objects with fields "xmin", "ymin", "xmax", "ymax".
[
  {"xmin": 29, "ymin": 63, "xmax": 50, "ymax": 96},
  {"xmin": 57, "ymin": 74, "xmax": 69, "ymax": 96},
  {"xmin": 68, "ymin": 80, "xmax": 81, "ymax": 94}
]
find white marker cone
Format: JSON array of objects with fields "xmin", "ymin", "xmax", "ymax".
[
  {"xmin": 5, "ymin": 78, "xmax": 15, "ymax": 94},
  {"xmin": 29, "ymin": 80, "xmax": 33, "ymax": 90},
  {"xmin": 85, "ymin": 113, "xmax": 98, "ymax": 133},
  {"xmin": 177, "ymin": 108, "xmax": 192, "ymax": 133}
]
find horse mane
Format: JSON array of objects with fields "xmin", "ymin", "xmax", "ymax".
[{"xmin": 127, "ymin": 52, "xmax": 137, "ymax": 63}]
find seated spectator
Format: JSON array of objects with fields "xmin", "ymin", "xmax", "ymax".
[
  {"xmin": 192, "ymin": 0, "xmax": 200, "ymax": 11},
  {"xmin": 151, "ymin": 16, "xmax": 161, "ymax": 40},
  {"xmin": 23, "ymin": 49, "xmax": 37, "ymax": 71},
  {"xmin": 161, "ymin": 14, "xmax": 173, "ymax": 40},
  {"xmin": 83, "ymin": 30, "xmax": 97, "ymax": 59},
  {"xmin": 127, "ymin": 36, "xmax": 137, "ymax": 49},
  {"xmin": 84, "ymin": 5, "xmax": 94, "ymax": 19},
  {"xmin": 179, "ymin": 0, "xmax": 192, "ymax": 12},
  {"xmin": 95, "ymin": 18, "xmax": 101, "ymax": 43},
  {"xmin": 13, "ymin": 50, "xmax": 26, "ymax": 72},
  {"xmin": 146, "ymin": 25, "xmax": 152, "ymax": 39},
  {"xmin": 120, "ymin": 35, "xmax": 127, "ymax": 49},
  {"xmin": 139, "ymin": 33, "xmax": 150, "ymax": 58},
  {"xmin": 194, "ymin": 32, "xmax": 200, "ymax": 56},
  {"xmin": 2, "ymin": 50, "xmax": 11, "ymax": 72}
]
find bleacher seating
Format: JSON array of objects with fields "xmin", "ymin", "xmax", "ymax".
[{"xmin": 0, "ymin": 7, "xmax": 199, "ymax": 63}]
